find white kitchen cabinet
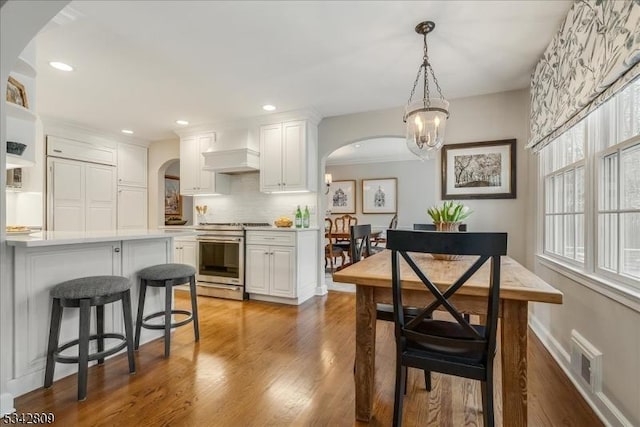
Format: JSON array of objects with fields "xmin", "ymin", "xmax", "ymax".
[
  {"xmin": 117, "ymin": 186, "xmax": 148, "ymax": 229},
  {"xmin": 47, "ymin": 157, "xmax": 117, "ymax": 231},
  {"xmin": 259, "ymin": 120, "xmax": 317, "ymax": 193},
  {"xmin": 245, "ymin": 229, "xmax": 318, "ymax": 304},
  {"xmin": 117, "ymin": 143, "xmax": 147, "ymax": 187},
  {"xmin": 174, "ymin": 236, "xmax": 197, "ymax": 269},
  {"xmin": 179, "ymin": 132, "xmax": 230, "ymax": 195}
]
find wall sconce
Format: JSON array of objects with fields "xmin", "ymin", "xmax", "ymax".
[{"xmin": 324, "ymin": 173, "xmax": 332, "ymax": 194}]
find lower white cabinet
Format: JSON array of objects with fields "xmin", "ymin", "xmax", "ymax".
[
  {"xmin": 174, "ymin": 236, "xmax": 197, "ymax": 269},
  {"xmin": 245, "ymin": 229, "xmax": 318, "ymax": 305}
]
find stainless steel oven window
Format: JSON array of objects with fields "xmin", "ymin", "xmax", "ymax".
[{"xmin": 198, "ymin": 239, "xmax": 243, "ymax": 281}]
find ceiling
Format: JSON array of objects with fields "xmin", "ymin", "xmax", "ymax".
[{"xmin": 33, "ymin": 1, "xmax": 572, "ymax": 142}]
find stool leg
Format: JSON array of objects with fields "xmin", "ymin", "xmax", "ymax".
[
  {"xmin": 78, "ymin": 299, "xmax": 91, "ymax": 401},
  {"xmin": 121, "ymin": 290, "xmax": 136, "ymax": 374},
  {"xmin": 189, "ymin": 275, "xmax": 199, "ymax": 342},
  {"xmin": 96, "ymin": 304, "xmax": 104, "ymax": 365},
  {"xmin": 134, "ymin": 279, "xmax": 147, "ymax": 350},
  {"xmin": 164, "ymin": 281, "xmax": 172, "ymax": 358},
  {"xmin": 44, "ymin": 298, "xmax": 63, "ymax": 388}
]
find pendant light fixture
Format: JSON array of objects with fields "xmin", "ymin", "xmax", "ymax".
[{"xmin": 403, "ymin": 21, "xmax": 449, "ymax": 160}]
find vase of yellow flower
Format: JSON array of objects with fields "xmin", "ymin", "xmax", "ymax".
[{"xmin": 426, "ymin": 201, "xmax": 472, "ymax": 260}]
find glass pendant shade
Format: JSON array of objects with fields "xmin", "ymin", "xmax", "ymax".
[{"xmin": 405, "ymin": 98, "xmax": 449, "ymax": 160}]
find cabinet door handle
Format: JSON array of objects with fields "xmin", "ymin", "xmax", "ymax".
[
  {"xmin": 114, "ymin": 248, "xmax": 121, "ymax": 253},
  {"xmin": 264, "ymin": 252, "xmax": 269, "ymax": 255},
  {"xmin": 282, "ymin": 183, "xmax": 286, "ymax": 186},
  {"xmin": 53, "ymin": 149, "xmax": 62, "ymax": 153}
]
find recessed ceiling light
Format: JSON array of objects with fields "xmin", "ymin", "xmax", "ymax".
[
  {"xmin": 176, "ymin": 120, "xmax": 189, "ymax": 125},
  {"xmin": 49, "ymin": 61, "xmax": 74, "ymax": 71},
  {"xmin": 354, "ymin": 144, "xmax": 361, "ymax": 148},
  {"xmin": 262, "ymin": 104, "xmax": 276, "ymax": 111},
  {"xmin": 121, "ymin": 129, "xmax": 134, "ymax": 134}
]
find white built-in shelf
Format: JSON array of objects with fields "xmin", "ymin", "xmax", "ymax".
[
  {"xmin": 6, "ymin": 102, "xmax": 37, "ymax": 123},
  {"xmin": 12, "ymin": 57, "xmax": 37, "ymax": 79},
  {"xmin": 6, "ymin": 153, "xmax": 35, "ymax": 169}
]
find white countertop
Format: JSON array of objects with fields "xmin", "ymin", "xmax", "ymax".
[
  {"xmin": 244, "ymin": 226, "xmax": 319, "ymax": 232},
  {"xmin": 5, "ymin": 228, "xmax": 199, "ymax": 247}
]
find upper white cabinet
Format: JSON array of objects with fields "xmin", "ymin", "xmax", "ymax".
[
  {"xmin": 179, "ymin": 132, "xmax": 230, "ymax": 195},
  {"xmin": 259, "ymin": 120, "xmax": 317, "ymax": 193},
  {"xmin": 117, "ymin": 143, "xmax": 147, "ymax": 187}
]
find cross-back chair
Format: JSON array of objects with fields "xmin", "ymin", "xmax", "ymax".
[
  {"xmin": 346, "ymin": 224, "xmax": 431, "ymax": 393},
  {"xmin": 386, "ymin": 229, "xmax": 507, "ymax": 427}
]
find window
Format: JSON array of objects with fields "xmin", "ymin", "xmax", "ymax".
[{"xmin": 541, "ymin": 78, "xmax": 640, "ymax": 290}]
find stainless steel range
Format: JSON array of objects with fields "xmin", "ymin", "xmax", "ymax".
[{"xmin": 195, "ymin": 222, "xmax": 269, "ymax": 301}]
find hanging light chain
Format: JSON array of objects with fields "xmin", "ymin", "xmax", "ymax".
[
  {"xmin": 404, "ymin": 62, "xmax": 424, "ymax": 121},
  {"xmin": 422, "ymin": 32, "xmax": 431, "ymax": 109}
]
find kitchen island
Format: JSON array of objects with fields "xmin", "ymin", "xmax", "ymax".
[{"xmin": 2, "ymin": 229, "xmax": 197, "ymax": 405}]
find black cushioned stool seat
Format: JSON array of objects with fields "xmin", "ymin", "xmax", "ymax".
[
  {"xmin": 44, "ymin": 275, "xmax": 136, "ymax": 401},
  {"xmin": 134, "ymin": 263, "xmax": 199, "ymax": 358}
]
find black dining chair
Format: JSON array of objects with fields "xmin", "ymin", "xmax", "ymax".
[
  {"xmin": 413, "ymin": 223, "xmax": 467, "ymax": 231},
  {"xmin": 346, "ymin": 224, "xmax": 431, "ymax": 393},
  {"xmin": 386, "ymin": 229, "xmax": 507, "ymax": 427}
]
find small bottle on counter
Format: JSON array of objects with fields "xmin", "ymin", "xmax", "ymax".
[
  {"xmin": 295, "ymin": 205, "xmax": 302, "ymax": 228},
  {"xmin": 303, "ymin": 205, "xmax": 310, "ymax": 228}
]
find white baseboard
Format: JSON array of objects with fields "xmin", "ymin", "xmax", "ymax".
[
  {"xmin": 1, "ymin": 393, "xmax": 14, "ymax": 416},
  {"xmin": 315, "ymin": 284, "xmax": 328, "ymax": 296},
  {"xmin": 529, "ymin": 315, "xmax": 634, "ymax": 427}
]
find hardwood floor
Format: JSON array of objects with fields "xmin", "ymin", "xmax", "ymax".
[{"xmin": 16, "ymin": 291, "xmax": 602, "ymax": 426}]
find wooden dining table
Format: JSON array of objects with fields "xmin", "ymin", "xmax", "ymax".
[{"xmin": 332, "ymin": 250, "xmax": 563, "ymax": 426}]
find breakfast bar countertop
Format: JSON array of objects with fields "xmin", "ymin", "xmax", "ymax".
[{"xmin": 5, "ymin": 228, "xmax": 199, "ymax": 247}]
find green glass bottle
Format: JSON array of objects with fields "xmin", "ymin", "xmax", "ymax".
[
  {"xmin": 295, "ymin": 205, "xmax": 302, "ymax": 228},
  {"xmin": 303, "ymin": 205, "xmax": 310, "ymax": 228}
]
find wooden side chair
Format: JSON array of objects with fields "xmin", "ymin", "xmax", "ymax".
[
  {"xmin": 324, "ymin": 218, "xmax": 345, "ymax": 272},
  {"xmin": 386, "ymin": 229, "xmax": 507, "ymax": 427},
  {"xmin": 333, "ymin": 214, "xmax": 358, "ymax": 255},
  {"xmin": 372, "ymin": 214, "xmax": 398, "ymax": 249}
]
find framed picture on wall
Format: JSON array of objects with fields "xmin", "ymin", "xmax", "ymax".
[
  {"xmin": 362, "ymin": 178, "xmax": 397, "ymax": 214},
  {"xmin": 441, "ymin": 139, "xmax": 516, "ymax": 199},
  {"xmin": 327, "ymin": 180, "xmax": 356, "ymax": 214},
  {"xmin": 164, "ymin": 175, "xmax": 182, "ymax": 217}
]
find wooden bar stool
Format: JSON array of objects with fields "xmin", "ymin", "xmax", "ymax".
[
  {"xmin": 44, "ymin": 275, "xmax": 136, "ymax": 401},
  {"xmin": 134, "ymin": 263, "xmax": 199, "ymax": 358}
]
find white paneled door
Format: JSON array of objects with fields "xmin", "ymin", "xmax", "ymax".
[{"xmin": 48, "ymin": 157, "xmax": 116, "ymax": 231}]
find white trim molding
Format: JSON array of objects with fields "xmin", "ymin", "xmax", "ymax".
[{"xmin": 530, "ymin": 315, "xmax": 634, "ymax": 427}]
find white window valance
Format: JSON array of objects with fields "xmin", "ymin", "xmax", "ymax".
[{"xmin": 527, "ymin": 0, "xmax": 640, "ymax": 152}]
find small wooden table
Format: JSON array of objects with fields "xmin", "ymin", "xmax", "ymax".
[{"xmin": 332, "ymin": 250, "xmax": 563, "ymax": 426}]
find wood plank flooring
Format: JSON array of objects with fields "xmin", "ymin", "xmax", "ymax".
[{"xmin": 16, "ymin": 291, "xmax": 602, "ymax": 426}]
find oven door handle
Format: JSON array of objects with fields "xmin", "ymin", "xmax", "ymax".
[{"xmin": 197, "ymin": 237, "xmax": 243, "ymax": 243}]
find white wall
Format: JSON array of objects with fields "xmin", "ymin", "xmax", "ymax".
[
  {"xmin": 319, "ymin": 89, "xmax": 530, "ymax": 263},
  {"xmin": 194, "ymin": 172, "xmax": 317, "ymax": 225},
  {"xmin": 326, "ymin": 159, "xmax": 436, "ymax": 228}
]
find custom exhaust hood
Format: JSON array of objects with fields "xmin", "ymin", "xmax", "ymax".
[
  {"xmin": 201, "ymin": 128, "xmax": 260, "ymax": 173},
  {"xmin": 202, "ymin": 148, "xmax": 259, "ymax": 173}
]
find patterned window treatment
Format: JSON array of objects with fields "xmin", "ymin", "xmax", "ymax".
[{"xmin": 527, "ymin": 0, "xmax": 640, "ymax": 152}]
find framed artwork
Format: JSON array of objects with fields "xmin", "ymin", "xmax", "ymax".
[
  {"xmin": 362, "ymin": 178, "xmax": 397, "ymax": 214},
  {"xmin": 327, "ymin": 180, "xmax": 356, "ymax": 214},
  {"xmin": 6, "ymin": 76, "xmax": 28, "ymax": 108},
  {"xmin": 164, "ymin": 175, "xmax": 182, "ymax": 216},
  {"xmin": 441, "ymin": 139, "xmax": 516, "ymax": 199}
]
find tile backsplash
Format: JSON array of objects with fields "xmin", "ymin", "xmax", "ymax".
[{"xmin": 194, "ymin": 172, "xmax": 317, "ymax": 225}]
